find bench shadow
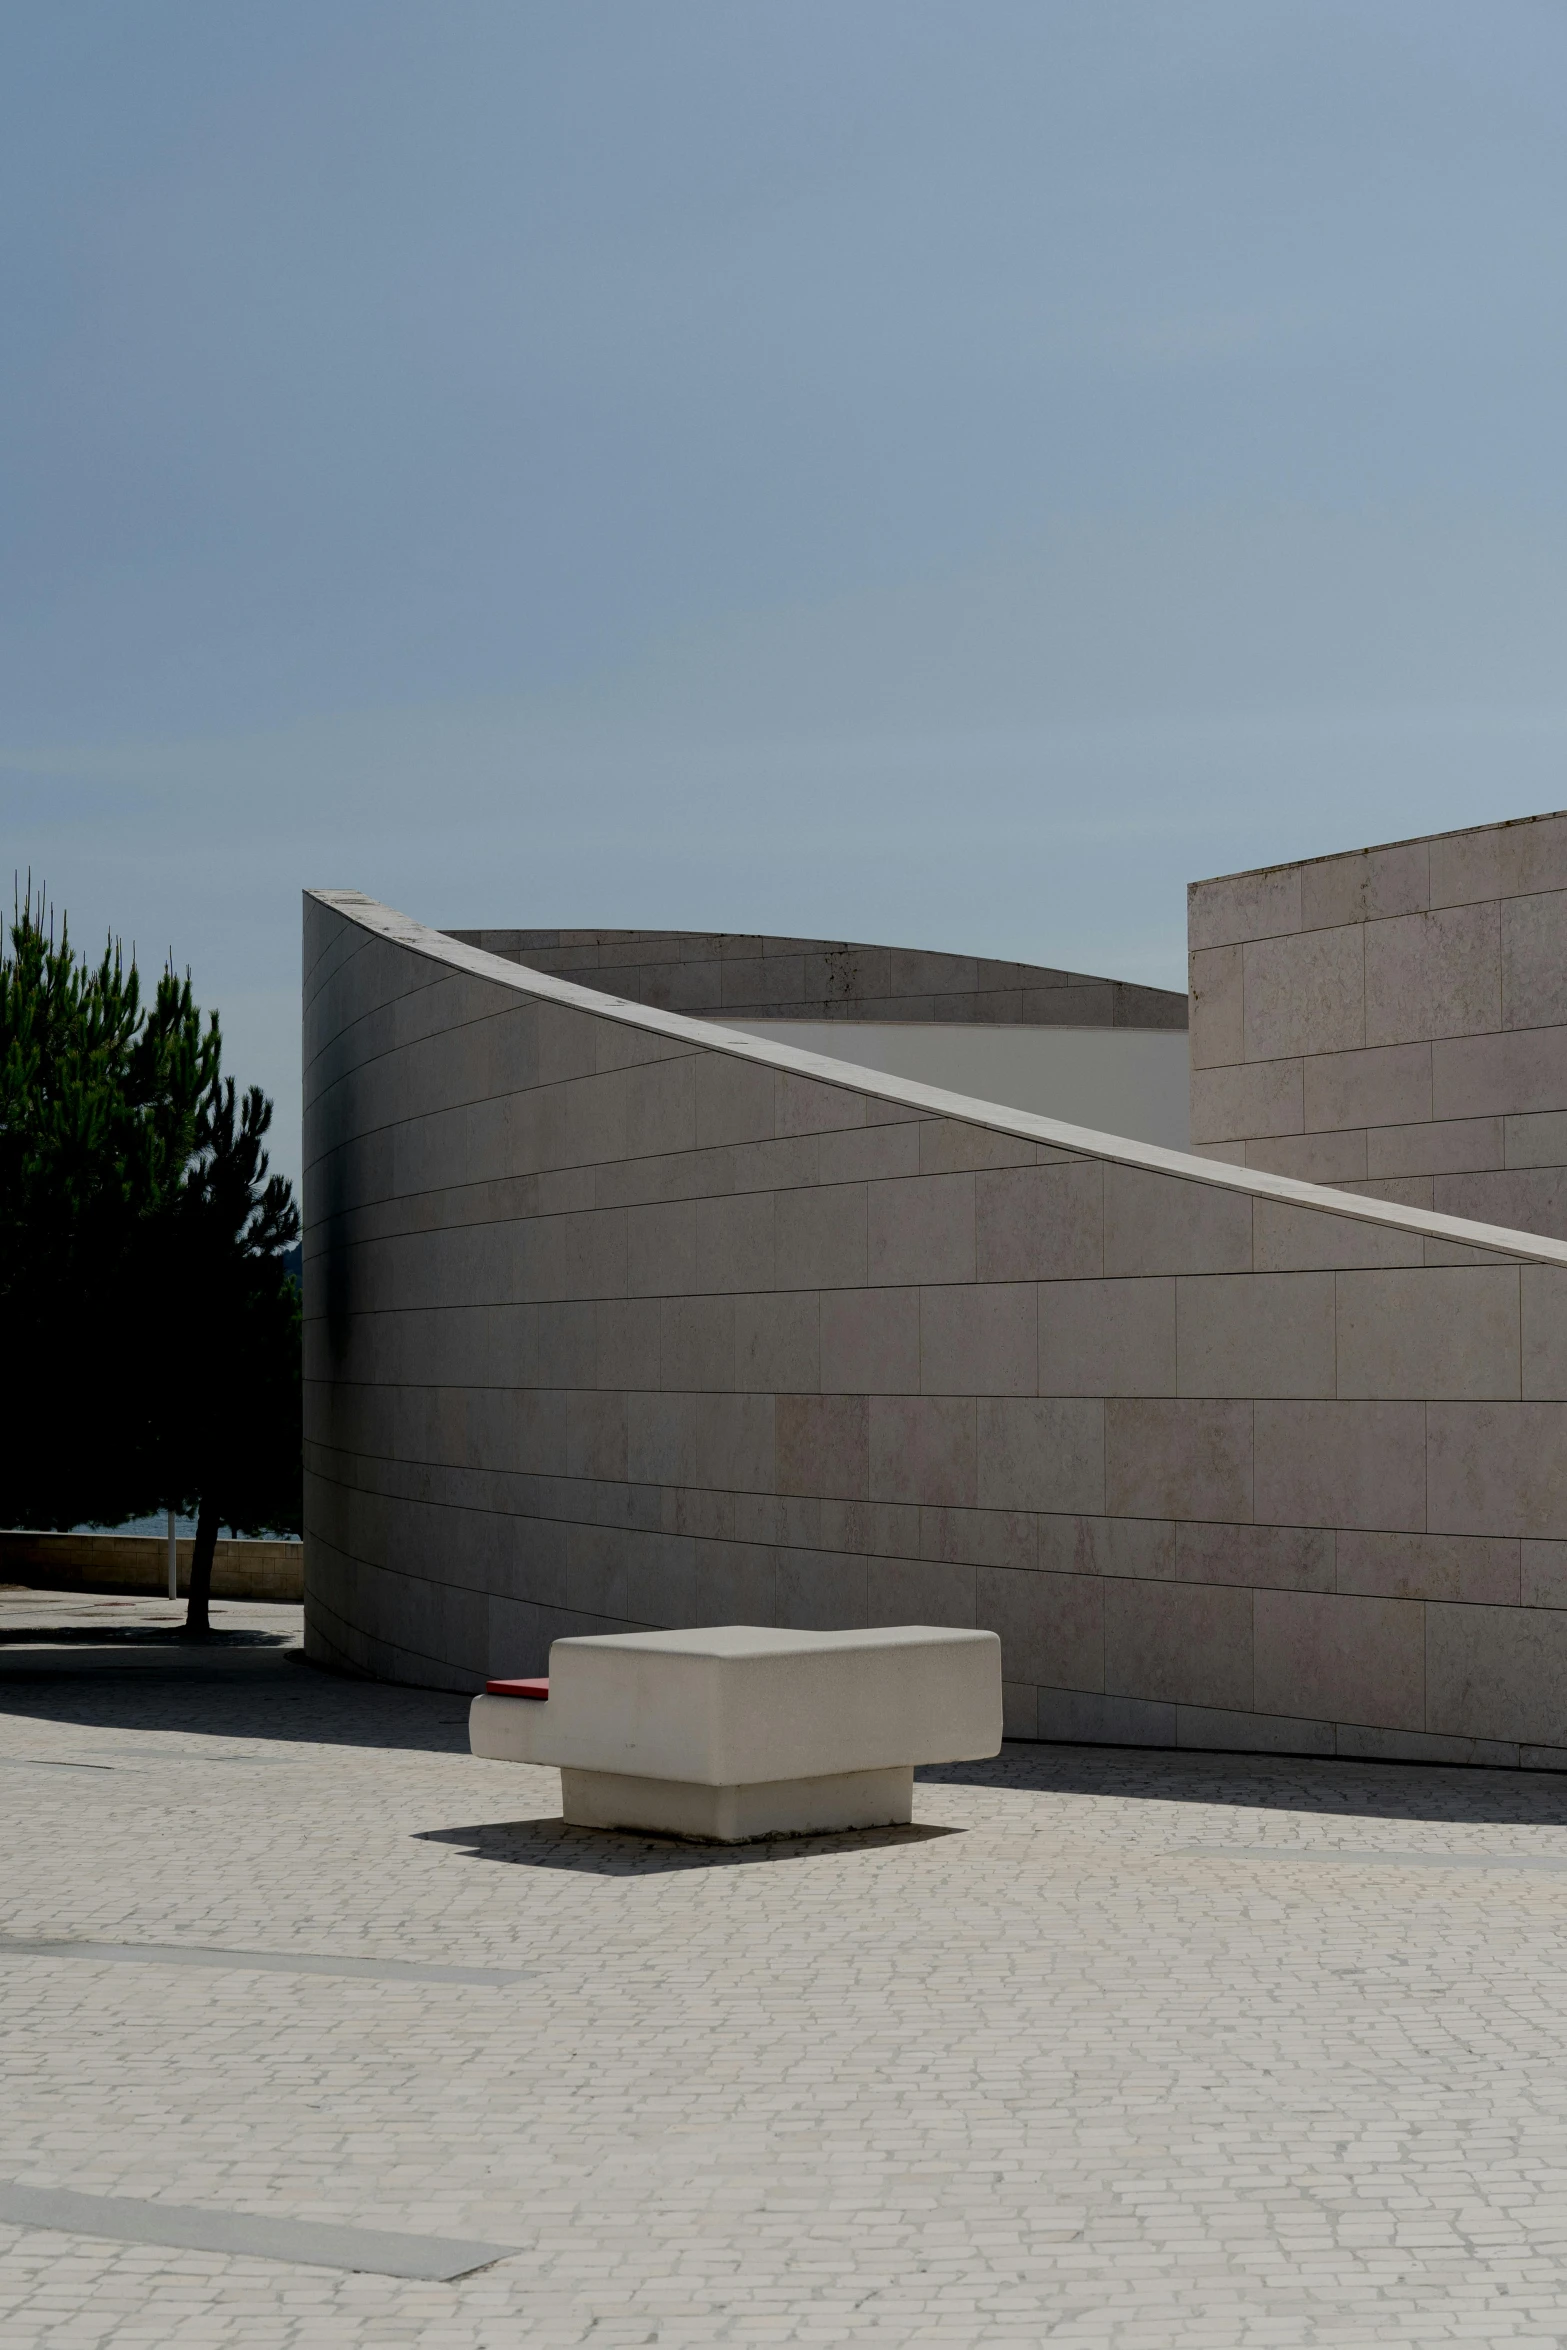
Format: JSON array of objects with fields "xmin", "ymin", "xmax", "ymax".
[
  {"xmin": 923, "ymin": 1741, "xmax": 1567, "ymax": 1828},
  {"xmin": 416, "ymin": 1816, "xmax": 960, "ymax": 1874}
]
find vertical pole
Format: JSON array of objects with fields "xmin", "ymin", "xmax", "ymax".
[{"xmin": 167, "ymin": 1507, "xmax": 177, "ymax": 1601}]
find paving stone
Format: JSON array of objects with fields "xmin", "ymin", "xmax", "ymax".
[{"xmin": 8, "ymin": 1598, "xmax": 1567, "ymax": 2340}]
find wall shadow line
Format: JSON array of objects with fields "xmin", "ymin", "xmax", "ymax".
[{"xmin": 924, "ymin": 1741, "xmax": 1567, "ymax": 1828}]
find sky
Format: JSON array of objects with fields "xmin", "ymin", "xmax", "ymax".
[{"xmin": 5, "ymin": 1, "xmax": 1567, "ymax": 1197}]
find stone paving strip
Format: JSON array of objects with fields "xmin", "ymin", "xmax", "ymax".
[
  {"xmin": 9, "ymin": 1600, "xmax": 1567, "ymax": 2344},
  {"xmin": 0, "ymin": 2186, "xmax": 513, "ymax": 2280},
  {"xmin": 0, "ymin": 1938, "xmax": 533, "ymax": 1985}
]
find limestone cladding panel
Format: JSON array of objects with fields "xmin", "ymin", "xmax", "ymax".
[
  {"xmin": 1175, "ymin": 1274, "xmax": 1334, "ymax": 1399},
  {"xmin": 867, "ymin": 1173, "xmax": 976, "ymax": 1286},
  {"xmin": 1425, "ymin": 1601, "xmax": 1567, "ymax": 1743},
  {"xmin": 1253, "ymin": 1401, "xmax": 1426, "ymax": 1533},
  {"xmin": 820, "ymin": 1289, "xmax": 920, "ymax": 1393},
  {"xmin": 1102, "ymin": 1399, "xmax": 1252, "ymax": 1525},
  {"xmin": 1253, "ymin": 1589, "xmax": 1425, "ymax": 1732},
  {"xmin": 1522, "ymin": 1541, "xmax": 1567, "ymax": 1607},
  {"xmin": 1188, "ymin": 945, "xmax": 1243, "ymax": 1071},
  {"xmin": 1038, "ymin": 1512, "xmax": 1172, "ymax": 1582},
  {"xmin": 1435, "ymin": 1168, "xmax": 1567, "ymax": 1245},
  {"xmin": 1366, "ymin": 1118, "xmax": 1503, "ymax": 1180},
  {"xmin": 1187, "ymin": 865, "xmax": 1303, "ymax": 953},
  {"xmin": 974, "ymin": 1399, "xmax": 1104, "ymax": 1515},
  {"xmin": 1426, "ymin": 1403, "xmax": 1567, "ymax": 1538},
  {"xmin": 1523, "ymin": 1266, "xmax": 1567, "ymax": 1397},
  {"xmin": 975, "ymin": 1162, "xmax": 1103, "ymax": 1281},
  {"xmin": 1430, "ymin": 1030, "xmax": 1567, "ymax": 1125},
  {"xmin": 1251, "ymin": 1201, "xmax": 1424, "ymax": 1272},
  {"xmin": 1300, "ymin": 839, "xmax": 1432, "ymax": 930},
  {"xmin": 919, "ymin": 1284, "xmax": 1038, "ymax": 1395},
  {"xmin": 304, "ymin": 889, "xmax": 1567, "ymax": 1762},
  {"xmin": 1190, "ymin": 814, "xmax": 1567, "ymax": 1249},
  {"xmin": 1174, "ymin": 1520, "xmax": 1333, "ymax": 1593},
  {"xmin": 1189, "ymin": 1059, "xmax": 1304, "ymax": 1146},
  {"xmin": 1507, "ymin": 1111, "xmax": 1567, "ymax": 1166},
  {"xmin": 1430, "ymin": 810, "xmax": 1567, "ymax": 905},
  {"xmin": 1304, "ymin": 1044, "xmax": 1433, "ymax": 1135},
  {"xmin": 1363, "ymin": 904, "xmax": 1502, "ymax": 1046},
  {"xmin": 1335, "ymin": 1531, "xmax": 1521, "ymax": 1606},
  {"xmin": 1502, "ymin": 891, "xmax": 1567, "ymax": 1030},
  {"xmin": 870, "ymin": 1398, "xmax": 979, "ymax": 1508},
  {"xmin": 1102, "ymin": 1166, "xmax": 1252, "ymax": 1276},
  {"xmin": 1335, "ymin": 1268, "xmax": 1521, "ymax": 1400},
  {"xmin": 1103, "ymin": 1578, "xmax": 1254, "ymax": 1712},
  {"xmin": 1241, "ymin": 1131, "xmax": 1370, "ymax": 1186},
  {"xmin": 1241, "ymin": 926, "xmax": 1365, "ymax": 1061},
  {"xmin": 736, "ymin": 1292, "xmax": 821, "ymax": 1393},
  {"xmin": 1039, "ymin": 1279, "xmax": 1175, "ymax": 1397}
]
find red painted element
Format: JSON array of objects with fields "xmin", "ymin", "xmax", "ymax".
[{"xmin": 485, "ymin": 1677, "xmax": 549, "ymax": 1701}]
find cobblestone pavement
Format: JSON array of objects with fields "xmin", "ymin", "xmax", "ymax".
[{"xmin": 8, "ymin": 1615, "xmax": 1567, "ymax": 2343}]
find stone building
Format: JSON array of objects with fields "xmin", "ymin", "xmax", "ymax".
[{"xmin": 303, "ymin": 808, "xmax": 1567, "ymax": 1764}]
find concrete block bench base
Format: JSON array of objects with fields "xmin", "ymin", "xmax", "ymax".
[
  {"xmin": 561, "ymin": 1763, "xmax": 914, "ymax": 1843},
  {"xmin": 470, "ymin": 1693, "xmax": 556, "ymax": 1764},
  {"xmin": 471, "ymin": 1623, "xmax": 1001, "ymax": 1844}
]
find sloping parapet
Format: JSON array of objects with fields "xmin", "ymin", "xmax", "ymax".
[{"xmin": 304, "ymin": 889, "xmax": 1567, "ymax": 1766}]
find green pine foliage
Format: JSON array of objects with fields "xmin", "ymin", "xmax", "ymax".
[
  {"xmin": 152, "ymin": 1072, "xmax": 303, "ymax": 1631},
  {"xmin": 0, "ymin": 885, "xmax": 300, "ymax": 1622}
]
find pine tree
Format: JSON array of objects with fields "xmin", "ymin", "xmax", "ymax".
[
  {"xmin": 153, "ymin": 1076, "xmax": 301, "ymax": 1635},
  {"xmin": 1, "ymin": 885, "xmax": 300, "ymax": 1625},
  {"xmin": 0, "ymin": 884, "xmax": 210, "ymax": 1526}
]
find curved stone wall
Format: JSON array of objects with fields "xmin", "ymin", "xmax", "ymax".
[
  {"xmin": 446, "ymin": 926, "xmax": 1187, "ymax": 1030},
  {"xmin": 304, "ymin": 889, "xmax": 1567, "ymax": 1765}
]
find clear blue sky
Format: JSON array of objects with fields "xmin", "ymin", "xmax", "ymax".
[{"xmin": 6, "ymin": 2, "xmax": 1567, "ymax": 1194}]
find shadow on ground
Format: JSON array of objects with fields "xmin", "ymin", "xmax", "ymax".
[
  {"xmin": 417, "ymin": 1815, "xmax": 959, "ymax": 1875},
  {"xmin": 0, "ymin": 1655, "xmax": 473, "ymax": 1754},
  {"xmin": 928, "ymin": 1741, "xmax": 1567, "ymax": 1828},
  {"xmin": 0, "ymin": 1626, "xmax": 294, "ymax": 1647}
]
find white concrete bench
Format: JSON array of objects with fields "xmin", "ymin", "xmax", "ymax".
[{"xmin": 469, "ymin": 1623, "xmax": 1003, "ymax": 1842}]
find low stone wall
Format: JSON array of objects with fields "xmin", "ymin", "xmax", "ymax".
[{"xmin": 0, "ymin": 1532, "xmax": 303, "ymax": 1602}]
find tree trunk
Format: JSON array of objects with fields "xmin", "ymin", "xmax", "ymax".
[{"xmin": 183, "ymin": 1493, "xmax": 221, "ymax": 1638}]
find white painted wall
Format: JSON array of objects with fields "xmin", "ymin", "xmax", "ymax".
[{"xmin": 722, "ymin": 1021, "xmax": 1191, "ymax": 1150}]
